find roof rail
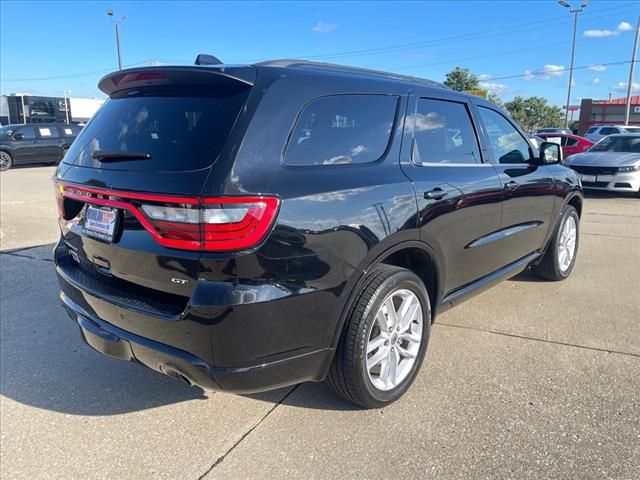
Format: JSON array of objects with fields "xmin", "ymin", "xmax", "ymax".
[{"xmin": 255, "ymin": 59, "xmax": 448, "ymax": 89}]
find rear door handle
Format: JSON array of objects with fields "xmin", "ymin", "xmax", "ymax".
[
  {"xmin": 503, "ymin": 181, "xmax": 519, "ymax": 191},
  {"xmin": 424, "ymin": 188, "xmax": 448, "ymax": 200}
]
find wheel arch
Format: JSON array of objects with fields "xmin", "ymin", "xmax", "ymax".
[{"xmin": 328, "ymin": 240, "xmax": 443, "ymax": 353}]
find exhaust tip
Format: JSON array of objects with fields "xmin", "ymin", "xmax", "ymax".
[{"xmin": 159, "ymin": 364, "xmax": 193, "ymax": 386}]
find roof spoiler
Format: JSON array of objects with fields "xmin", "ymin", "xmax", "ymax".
[{"xmin": 98, "ymin": 65, "xmax": 256, "ymax": 96}]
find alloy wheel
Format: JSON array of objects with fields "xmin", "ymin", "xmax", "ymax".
[
  {"xmin": 365, "ymin": 289, "xmax": 423, "ymax": 391},
  {"xmin": 558, "ymin": 215, "xmax": 577, "ymax": 273}
]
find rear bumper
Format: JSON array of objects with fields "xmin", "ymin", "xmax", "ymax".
[
  {"xmin": 61, "ymin": 292, "xmax": 334, "ymax": 393},
  {"xmin": 55, "ymin": 242, "xmax": 340, "ymax": 393}
]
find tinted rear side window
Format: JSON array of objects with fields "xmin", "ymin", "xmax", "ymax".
[
  {"xmin": 63, "ymin": 85, "xmax": 249, "ymax": 171},
  {"xmin": 412, "ymin": 98, "xmax": 480, "ymax": 165},
  {"xmin": 284, "ymin": 94, "xmax": 398, "ymax": 166}
]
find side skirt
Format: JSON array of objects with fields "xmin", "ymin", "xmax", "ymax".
[{"xmin": 436, "ymin": 252, "xmax": 541, "ymax": 315}]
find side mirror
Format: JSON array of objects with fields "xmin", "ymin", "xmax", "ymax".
[
  {"xmin": 13, "ymin": 133, "xmax": 24, "ymax": 140},
  {"xmin": 539, "ymin": 141, "xmax": 562, "ymax": 165}
]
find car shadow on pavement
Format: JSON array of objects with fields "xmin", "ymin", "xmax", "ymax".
[
  {"xmin": 0, "ymin": 243, "xmax": 359, "ymax": 415},
  {"xmin": 244, "ymin": 382, "xmax": 362, "ymax": 412},
  {"xmin": 583, "ymin": 190, "xmax": 638, "ymax": 200}
]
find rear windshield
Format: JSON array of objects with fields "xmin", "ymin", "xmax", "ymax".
[
  {"xmin": 63, "ymin": 85, "xmax": 249, "ymax": 171},
  {"xmin": 589, "ymin": 135, "xmax": 640, "ymax": 153}
]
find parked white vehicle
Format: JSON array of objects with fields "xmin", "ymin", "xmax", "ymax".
[
  {"xmin": 584, "ymin": 125, "xmax": 640, "ymax": 142},
  {"xmin": 564, "ymin": 134, "xmax": 640, "ymax": 195}
]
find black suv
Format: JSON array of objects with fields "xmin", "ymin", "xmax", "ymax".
[
  {"xmin": 0, "ymin": 123, "xmax": 82, "ymax": 171},
  {"xmin": 53, "ymin": 59, "xmax": 583, "ymax": 408}
]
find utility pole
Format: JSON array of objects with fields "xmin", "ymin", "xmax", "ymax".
[
  {"xmin": 624, "ymin": 14, "xmax": 640, "ymax": 126},
  {"xmin": 63, "ymin": 90, "xmax": 70, "ymax": 124},
  {"xmin": 558, "ymin": 1, "xmax": 589, "ymax": 128},
  {"xmin": 106, "ymin": 8, "xmax": 126, "ymax": 70},
  {"xmin": 20, "ymin": 95, "xmax": 26, "ymax": 124}
]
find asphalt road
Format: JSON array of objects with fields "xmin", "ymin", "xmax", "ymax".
[{"xmin": 1, "ymin": 166, "xmax": 639, "ymax": 479}]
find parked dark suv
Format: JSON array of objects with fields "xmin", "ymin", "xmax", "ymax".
[
  {"xmin": 0, "ymin": 123, "xmax": 82, "ymax": 171},
  {"xmin": 53, "ymin": 59, "xmax": 583, "ymax": 408}
]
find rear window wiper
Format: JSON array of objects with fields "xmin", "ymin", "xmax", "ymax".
[{"xmin": 92, "ymin": 150, "xmax": 152, "ymax": 162}]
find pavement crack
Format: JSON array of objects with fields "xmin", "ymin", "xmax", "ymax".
[
  {"xmin": 582, "ymin": 233, "xmax": 639, "ymax": 240},
  {"xmin": 0, "ymin": 251, "xmax": 54, "ymax": 262},
  {"xmin": 436, "ymin": 322, "xmax": 640, "ymax": 359},
  {"xmin": 196, "ymin": 385, "xmax": 299, "ymax": 479}
]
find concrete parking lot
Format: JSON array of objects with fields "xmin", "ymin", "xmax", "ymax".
[{"xmin": 1, "ymin": 166, "xmax": 639, "ymax": 479}]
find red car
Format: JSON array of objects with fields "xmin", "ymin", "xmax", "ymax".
[{"xmin": 537, "ymin": 133, "xmax": 594, "ymax": 159}]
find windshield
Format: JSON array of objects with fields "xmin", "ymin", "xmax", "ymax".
[
  {"xmin": 0, "ymin": 126, "xmax": 15, "ymax": 138},
  {"xmin": 589, "ymin": 135, "xmax": 640, "ymax": 153}
]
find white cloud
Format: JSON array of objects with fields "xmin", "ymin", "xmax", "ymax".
[
  {"xmin": 591, "ymin": 78, "xmax": 601, "ymax": 85},
  {"xmin": 617, "ymin": 21, "xmax": 633, "ymax": 31},
  {"xmin": 614, "ymin": 81, "xmax": 640, "ymax": 94},
  {"xmin": 584, "ymin": 29, "xmax": 618, "ymax": 38},
  {"xmin": 523, "ymin": 69, "xmax": 535, "ymax": 81},
  {"xmin": 478, "ymin": 74, "xmax": 492, "ymax": 81},
  {"xmin": 543, "ymin": 64, "xmax": 565, "ymax": 77},
  {"xmin": 584, "ymin": 21, "xmax": 634, "ymax": 38},
  {"xmin": 312, "ymin": 21, "xmax": 336, "ymax": 33},
  {"xmin": 588, "ymin": 64, "xmax": 607, "ymax": 72},
  {"xmin": 479, "ymin": 81, "xmax": 508, "ymax": 95}
]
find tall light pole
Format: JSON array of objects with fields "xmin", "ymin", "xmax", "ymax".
[
  {"xmin": 106, "ymin": 8, "xmax": 125, "ymax": 70},
  {"xmin": 624, "ymin": 14, "xmax": 640, "ymax": 126},
  {"xmin": 63, "ymin": 89, "xmax": 71, "ymax": 124},
  {"xmin": 559, "ymin": 0, "xmax": 589, "ymax": 129}
]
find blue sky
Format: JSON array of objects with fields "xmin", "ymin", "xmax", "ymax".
[{"xmin": 1, "ymin": 0, "xmax": 638, "ymax": 105}]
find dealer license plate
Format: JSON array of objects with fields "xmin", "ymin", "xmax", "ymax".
[{"xmin": 84, "ymin": 205, "xmax": 117, "ymax": 241}]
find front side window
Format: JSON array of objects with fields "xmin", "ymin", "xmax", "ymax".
[
  {"xmin": 284, "ymin": 94, "xmax": 397, "ymax": 166},
  {"xmin": 412, "ymin": 98, "xmax": 480, "ymax": 165},
  {"xmin": 478, "ymin": 107, "xmax": 532, "ymax": 164},
  {"xmin": 600, "ymin": 127, "xmax": 619, "ymax": 135},
  {"xmin": 15, "ymin": 126, "xmax": 36, "ymax": 140},
  {"xmin": 586, "ymin": 127, "xmax": 598, "ymax": 134}
]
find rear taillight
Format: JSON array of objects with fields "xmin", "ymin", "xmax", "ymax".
[{"xmin": 54, "ymin": 182, "xmax": 280, "ymax": 252}]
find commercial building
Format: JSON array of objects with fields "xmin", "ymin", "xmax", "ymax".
[
  {"xmin": 0, "ymin": 94, "xmax": 104, "ymax": 126},
  {"xmin": 577, "ymin": 95, "xmax": 640, "ymax": 136}
]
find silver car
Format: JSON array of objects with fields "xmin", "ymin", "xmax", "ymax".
[{"xmin": 564, "ymin": 134, "xmax": 640, "ymax": 195}]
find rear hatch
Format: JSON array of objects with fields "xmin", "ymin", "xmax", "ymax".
[{"xmin": 55, "ymin": 66, "xmax": 256, "ymax": 309}]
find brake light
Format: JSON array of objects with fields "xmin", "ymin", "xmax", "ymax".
[{"xmin": 54, "ymin": 182, "xmax": 280, "ymax": 252}]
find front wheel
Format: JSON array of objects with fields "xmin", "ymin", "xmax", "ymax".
[
  {"xmin": 532, "ymin": 205, "xmax": 580, "ymax": 281},
  {"xmin": 0, "ymin": 151, "xmax": 12, "ymax": 172},
  {"xmin": 327, "ymin": 265, "xmax": 431, "ymax": 408}
]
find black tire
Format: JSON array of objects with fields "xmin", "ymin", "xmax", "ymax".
[
  {"xmin": 0, "ymin": 151, "xmax": 12, "ymax": 172},
  {"xmin": 531, "ymin": 205, "xmax": 580, "ymax": 281},
  {"xmin": 327, "ymin": 264, "xmax": 431, "ymax": 408}
]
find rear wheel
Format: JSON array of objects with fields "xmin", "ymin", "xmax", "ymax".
[
  {"xmin": 532, "ymin": 205, "xmax": 579, "ymax": 281},
  {"xmin": 0, "ymin": 151, "xmax": 12, "ymax": 172},
  {"xmin": 327, "ymin": 264, "xmax": 431, "ymax": 408}
]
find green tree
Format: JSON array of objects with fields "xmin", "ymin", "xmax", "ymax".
[
  {"xmin": 487, "ymin": 92, "xmax": 504, "ymax": 108},
  {"xmin": 443, "ymin": 67, "xmax": 479, "ymax": 92},
  {"xmin": 503, "ymin": 96, "xmax": 564, "ymax": 132}
]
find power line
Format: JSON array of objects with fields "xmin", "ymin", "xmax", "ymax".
[
  {"xmin": 0, "ymin": 60, "xmax": 158, "ymax": 82},
  {"xmin": 485, "ymin": 60, "xmax": 632, "ymax": 82},
  {"xmin": 264, "ymin": 3, "xmax": 639, "ymax": 62},
  {"xmin": 391, "ymin": 41, "xmax": 572, "ymax": 72}
]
